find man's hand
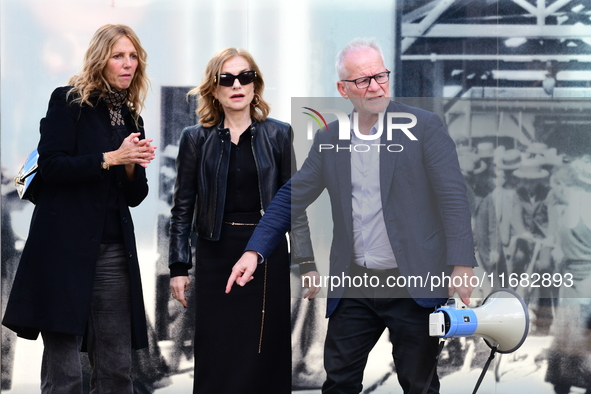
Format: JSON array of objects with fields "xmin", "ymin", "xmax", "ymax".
[
  {"xmin": 489, "ymin": 250, "xmax": 500, "ymax": 265},
  {"xmin": 225, "ymin": 251, "xmax": 258, "ymax": 293},
  {"xmin": 301, "ymin": 270, "xmax": 321, "ymax": 300},
  {"xmin": 448, "ymin": 265, "xmax": 475, "ymax": 306},
  {"xmin": 170, "ymin": 276, "xmax": 190, "ymax": 308}
]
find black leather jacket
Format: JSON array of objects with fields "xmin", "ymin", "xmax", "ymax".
[{"xmin": 168, "ymin": 117, "xmax": 314, "ymax": 271}]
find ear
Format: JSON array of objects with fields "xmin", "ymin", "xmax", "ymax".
[{"xmin": 337, "ymin": 81, "xmax": 348, "ymax": 98}]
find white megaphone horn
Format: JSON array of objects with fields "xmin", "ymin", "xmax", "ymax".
[{"xmin": 429, "ymin": 288, "xmax": 530, "ymax": 353}]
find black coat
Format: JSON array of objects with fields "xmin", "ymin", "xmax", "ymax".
[{"xmin": 2, "ymin": 87, "xmax": 149, "ymax": 349}]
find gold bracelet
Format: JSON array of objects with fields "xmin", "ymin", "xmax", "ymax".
[{"xmin": 101, "ymin": 152, "xmax": 110, "ymax": 170}]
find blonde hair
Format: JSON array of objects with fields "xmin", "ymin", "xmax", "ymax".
[
  {"xmin": 189, "ymin": 48, "xmax": 270, "ymax": 128},
  {"xmin": 67, "ymin": 24, "xmax": 149, "ymax": 120}
]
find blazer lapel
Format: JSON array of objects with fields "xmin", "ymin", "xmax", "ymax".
[{"xmin": 380, "ymin": 102, "xmax": 402, "ymax": 203}]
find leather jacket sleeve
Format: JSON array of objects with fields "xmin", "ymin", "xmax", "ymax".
[
  {"xmin": 168, "ymin": 126, "xmax": 200, "ymax": 270},
  {"xmin": 280, "ymin": 126, "xmax": 316, "ymax": 270}
]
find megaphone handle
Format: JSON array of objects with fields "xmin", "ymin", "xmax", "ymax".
[
  {"xmin": 421, "ymin": 340, "xmax": 445, "ymax": 394},
  {"xmin": 452, "ymin": 292, "xmax": 468, "ymax": 308},
  {"xmin": 471, "ymin": 346, "xmax": 497, "ymax": 394}
]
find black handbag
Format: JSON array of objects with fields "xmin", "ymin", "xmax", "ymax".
[{"xmin": 14, "ymin": 149, "xmax": 42, "ymax": 204}]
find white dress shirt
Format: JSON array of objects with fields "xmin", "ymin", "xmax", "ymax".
[{"xmin": 350, "ymin": 114, "xmax": 398, "ymax": 270}]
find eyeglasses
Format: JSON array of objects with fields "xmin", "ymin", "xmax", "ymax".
[
  {"xmin": 341, "ymin": 71, "xmax": 390, "ymax": 89},
  {"xmin": 215, "ymin": 70, "xmax": 257, "ymax": 87}
]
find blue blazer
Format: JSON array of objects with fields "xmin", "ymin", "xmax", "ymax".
[{"xmin": 246, "ymin": 101, "xmax": 477, "ymax": 317}]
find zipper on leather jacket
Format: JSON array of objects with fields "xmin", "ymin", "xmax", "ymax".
[
  {"xmin": 251, "ymin": 130, "xmax": 265, "ymax": 217},
  {"xmin": 211, "ymin": 137, "xmax": 225, "ymax": 238}
]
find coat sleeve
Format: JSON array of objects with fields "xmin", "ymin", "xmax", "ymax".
[
  {"xmin": 421, "ymin": 112, "xmax": 477, "ymax": 268},
  {"xmin": 120, "ymin": 116, "xmax": 149, "ymax": 208},
  {"xmin": 37, "ymin": 87, "xmax": 104, "ymax": 184},
  {"xmin": 246, "ymin": 128, "xmax": 327, "ymax": 259}
]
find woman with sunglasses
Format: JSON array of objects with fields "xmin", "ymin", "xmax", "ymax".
[{"xmin": 168, "ymin": 48, "xmax": 319, "ymax": 393}]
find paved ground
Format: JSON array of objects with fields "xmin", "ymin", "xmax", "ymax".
[{"xmin": 4, "ymin": 331, "xmax": 572, "ymax": 394}]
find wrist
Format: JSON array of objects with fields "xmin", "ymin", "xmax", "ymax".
[
  {"xmin": 299, "ymin": 261, "xmax": 317, "ymax": 275},
  {"xmin": 244, "ymin": 250, "xmax": 264, "ymax": 264},
  {"xmin": 101, "ymin": 152, "xmax": 111, "ymax": 170}
]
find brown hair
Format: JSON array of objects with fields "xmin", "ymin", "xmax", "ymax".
[
  {"xmin": 67, "ymin": 24, "xmax": 149, "ymax": 120},
  {"xmin": 188, "ymin": 48, "xmax": 270, "ymax": 128}
]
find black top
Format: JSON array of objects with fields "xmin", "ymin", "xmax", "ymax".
[{"xmin": 223, "ymin": 127, "xmax": 261, "ymax": 216}]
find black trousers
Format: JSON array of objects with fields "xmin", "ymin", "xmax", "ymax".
[
  {"xmin": 41, "ymin": 243, "xmax": 133, "ymax": 394},
  {"xmin": 322, "ymin": 265, "xmax": 440, "ymax": 394}
]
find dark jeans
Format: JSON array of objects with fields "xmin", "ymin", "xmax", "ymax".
[
  {"xmin": 322, "ymin": 265, "xmax": 440, "ymax": 394},
  {"xmin": 41, "ymin": 243, "xmax": 133, "ymax": 394}
]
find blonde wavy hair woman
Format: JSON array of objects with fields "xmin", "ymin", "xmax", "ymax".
[
  {"xmin": 68, "ymin": 24, "xmax": 149, "ymax": 120},
  {"xmin": 2, "ymin": 24, "xmax": 156, "ymax": 393}
]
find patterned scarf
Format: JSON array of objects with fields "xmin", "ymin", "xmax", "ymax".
[{"xmin": 103, "ymin": 89, "xmax": 128, "ymax": 126}]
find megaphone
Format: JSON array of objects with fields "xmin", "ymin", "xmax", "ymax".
[{"xmin": 429, "ymin": 288, "xmax": 529, "ymax": 353}]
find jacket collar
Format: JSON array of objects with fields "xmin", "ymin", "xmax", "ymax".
[{"xmin": 215, "ymin": 113, "xmax": 257, "ymax": 137}]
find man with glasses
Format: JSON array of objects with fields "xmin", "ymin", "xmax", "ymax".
[{"xmin": 227, "ymin": 38, "xmax": 477, "ymax": 393}]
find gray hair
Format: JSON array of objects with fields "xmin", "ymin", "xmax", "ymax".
[{"xmin": 335, "ymin": 38, "xmax": 385, "ymax": 79}]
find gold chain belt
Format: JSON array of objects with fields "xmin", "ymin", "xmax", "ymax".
[{"xmin": 222, "ymin": 221, "xmax": 257, "ymax": 226}]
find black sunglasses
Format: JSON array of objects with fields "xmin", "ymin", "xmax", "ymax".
[{"xmin": 215, "ymin": 70, "xmax": 257, "ymax": 87}]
